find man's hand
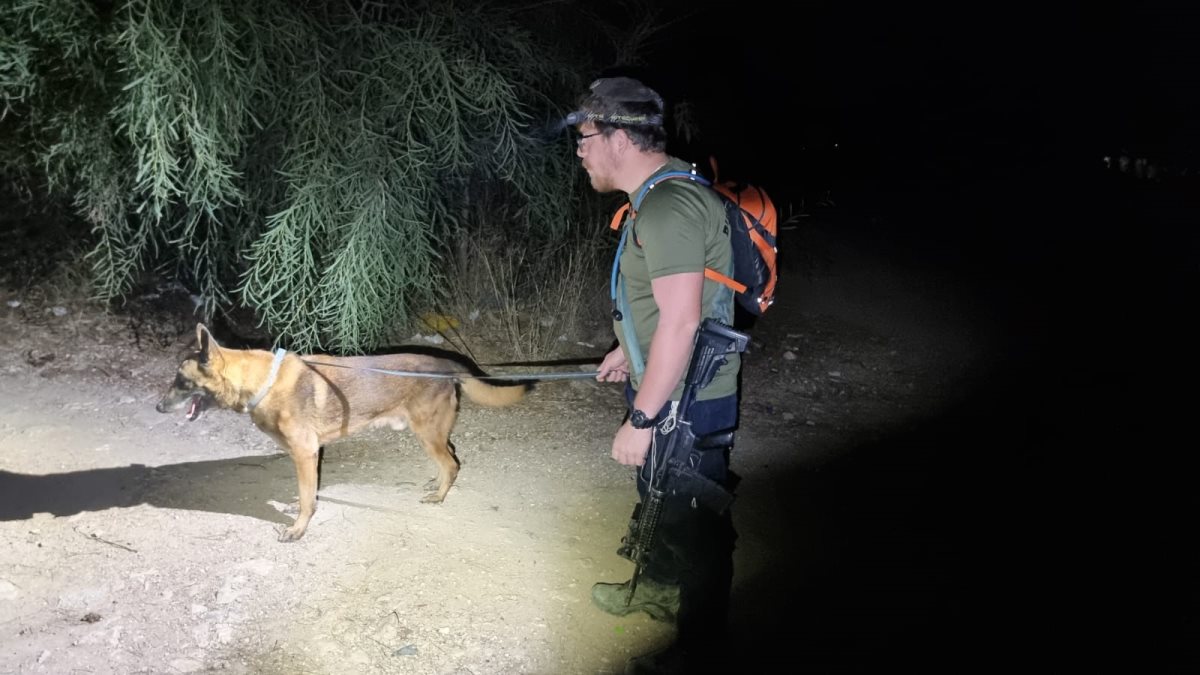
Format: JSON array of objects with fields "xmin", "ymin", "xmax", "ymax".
[
  {"xmin": 612, "ymin": 421, "xmax": 654, "ymax": 466},
  {"xmin": 596, "ymin": 346, "xmax": 629, "ymax": 383}
]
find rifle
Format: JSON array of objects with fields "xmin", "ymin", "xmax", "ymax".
[{"xmin": 616, "ymin": 318, "xmax": 749, "ymax": 605}]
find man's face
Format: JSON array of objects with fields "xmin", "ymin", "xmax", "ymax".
[{"xmin": 575, "ymin": 123, "xmax": 618, "ymax": 193}]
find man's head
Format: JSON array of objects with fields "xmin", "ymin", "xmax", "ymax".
[{"xmin": 570, "ymin": 77, "xmax": 668, "ymax": 193}]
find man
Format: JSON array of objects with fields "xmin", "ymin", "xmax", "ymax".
[{"xmin": 572, "ymin": 76, "xmax": 741, "ymax": 674}]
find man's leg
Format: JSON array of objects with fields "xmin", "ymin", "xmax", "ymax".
[
  {"xmin": 622, "ymin": 395, "xmax": 739, "ymax": 673},
  {"xmin": 664, "ymin": 488, "xmax": 736, "ymax": 642},
  {"xmin": 625, "ymin": 505, "xmax": 736, "ymax": 675}
]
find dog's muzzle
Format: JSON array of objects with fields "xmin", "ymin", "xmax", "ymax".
[{"xmin": 157, "ymin": 393, "xmax": 208, "ymax": 421}]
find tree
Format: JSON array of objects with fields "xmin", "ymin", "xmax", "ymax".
[{"xmin": 1, "ymin": 0, "xmax": 593, "ymax": 353}]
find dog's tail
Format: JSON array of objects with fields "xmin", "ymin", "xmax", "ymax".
[{"xmin": 459, "ymin": 378, "xmax": 528, "ymax": 407}]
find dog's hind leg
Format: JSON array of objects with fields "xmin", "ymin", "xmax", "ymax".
[
  {"xmin": 279, "ymin": 429, "xmax": 321, "ymax": 542},
  {"xmin": 409, "ymin": 400, "xmax": 460, "ymax": 504}
]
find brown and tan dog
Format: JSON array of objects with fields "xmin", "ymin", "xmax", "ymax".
[{"xmin": 156, "ymin": 324, "xmax": 526, "ymax": 541}]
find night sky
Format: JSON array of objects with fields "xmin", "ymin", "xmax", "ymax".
[{"xmin": 622, "ymin": 1, "xmax": 1197, "ymax": 231}]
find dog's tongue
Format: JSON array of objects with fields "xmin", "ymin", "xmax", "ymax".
[{"xmin": 186, "ymin": 394, "xmax": 202, "ymax": 421}]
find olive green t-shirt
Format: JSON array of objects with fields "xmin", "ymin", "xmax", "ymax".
[{"xmin": 614, "ymin": 158, "xmax": 740, "ymax": 400}]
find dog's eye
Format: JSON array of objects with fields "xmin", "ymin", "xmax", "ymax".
[{"xmin": 174, "ymin": 373, "xmax": 192, "ymax": 389}]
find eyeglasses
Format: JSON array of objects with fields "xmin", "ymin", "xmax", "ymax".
[{"xmin": 575, "ymin": 131, "xmax": 602, "ymax": 148}]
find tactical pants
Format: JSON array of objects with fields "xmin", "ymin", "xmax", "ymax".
[{"xmin": 626, "ymin": 387, "xmax": 739, "ymax": 643}]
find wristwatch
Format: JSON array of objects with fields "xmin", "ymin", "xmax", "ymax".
[{"xmin": 628, "ymin": 408, "xmax": 657, "ymax": 429}]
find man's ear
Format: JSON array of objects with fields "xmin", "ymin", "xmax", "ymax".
[{"xmin": 613, "ymin": 128, "xmax": 631, "ymax": 153}]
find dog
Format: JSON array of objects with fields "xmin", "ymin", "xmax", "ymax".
[{"xmin": 156, "ymin": 323, "xmax": 527, "ymax": 541}]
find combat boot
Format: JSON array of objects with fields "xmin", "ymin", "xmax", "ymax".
[{"xmin": 591, "ymin": 577, "xmax": 680, "ymax": 623}]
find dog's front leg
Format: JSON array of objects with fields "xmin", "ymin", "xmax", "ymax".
[{"xmin": 280, "ymin": 433, "xmax": 320, "ymax": 542}]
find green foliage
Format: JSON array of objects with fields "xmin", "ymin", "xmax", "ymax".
[{"xmin": 0, "ymin": 0, "xmax": 596, "ymax": 353}]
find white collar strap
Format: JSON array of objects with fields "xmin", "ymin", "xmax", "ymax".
[{"xmin": 247, "ymin": 348, "xmax": 287, "ymax": 411}]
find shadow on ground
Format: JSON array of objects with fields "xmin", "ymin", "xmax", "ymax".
[
  {"xmin": 728, "ymin": 359, "xmax": 1048, "ymax": 672},
  {"xmin": 0, "ymin": 455, "xmax": 296, "ymax": 526},
  {"xmin": 0, "ymin": 449, "xmax": 425, "ymax": 529},
  {"xmin": 723, "ymin": 169, "xmax": 1198, "ymax": 673}
]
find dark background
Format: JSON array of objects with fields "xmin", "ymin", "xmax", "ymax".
[{"xmin": 599, "ymin": 1, "xmax": 1196, "ymax": 670}]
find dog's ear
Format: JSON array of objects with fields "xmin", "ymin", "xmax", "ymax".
[{"xmin": 196, "ymin": 324, "xmax": 220, "ymax": 367}]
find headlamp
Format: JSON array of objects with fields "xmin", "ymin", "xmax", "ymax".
[{"xmin": 563, "ymin": 110, "xmax": 664, "ymax": 128}]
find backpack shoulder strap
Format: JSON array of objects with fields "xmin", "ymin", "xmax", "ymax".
[
  {"xmin": 632, "ymin": 170, "xmax": 711, "ymax": 211},
  {"xmin": 609, "ymin": 167, "xmax": 714, "ymax": 377},
  {"xmin": 610, "ymin": 169, "xmax": 711, "ymax": 231}
]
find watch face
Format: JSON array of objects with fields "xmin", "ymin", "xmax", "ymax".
[{"xmin": 630, "ymin": 410, "xmax": 653, "ymax": 428}]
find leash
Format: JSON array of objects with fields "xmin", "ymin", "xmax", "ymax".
[{"xmin": 299, "ymin": 359, "xmax": 599, "ymax": 382}]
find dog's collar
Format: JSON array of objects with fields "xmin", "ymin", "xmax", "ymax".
[{"xmin": 247, "ymin": 348, "xmax": 287, "ymax": 411}]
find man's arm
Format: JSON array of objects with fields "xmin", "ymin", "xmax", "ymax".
[{"xmin": 611, "ymin": 271, "xmax": 703, "ymax": 466}]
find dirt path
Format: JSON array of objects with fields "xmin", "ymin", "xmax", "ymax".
[{"xmin": 0, "ymin": 219, "xmax": 995, "ymax": 674}]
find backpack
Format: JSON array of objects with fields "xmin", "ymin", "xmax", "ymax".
[{"xmin": 609, "ymin": 157, "xmax": 779, "ymax": 315}]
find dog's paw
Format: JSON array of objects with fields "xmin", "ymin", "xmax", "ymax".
[
  {"xmin": 422, "ymin": 478, "xmax": 440, "ymax": 493},
  {"xmin": 420, "ymin": 493, "xmax": 446, "ymax": 504},
  {"xmin": 277, "ymin": 524, "xmax": 306, "ymax": 542}
]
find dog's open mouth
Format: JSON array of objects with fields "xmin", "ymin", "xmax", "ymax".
[{"xmin": 186, "ymin": 393, "xmax": 208, "ymax": 421}]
